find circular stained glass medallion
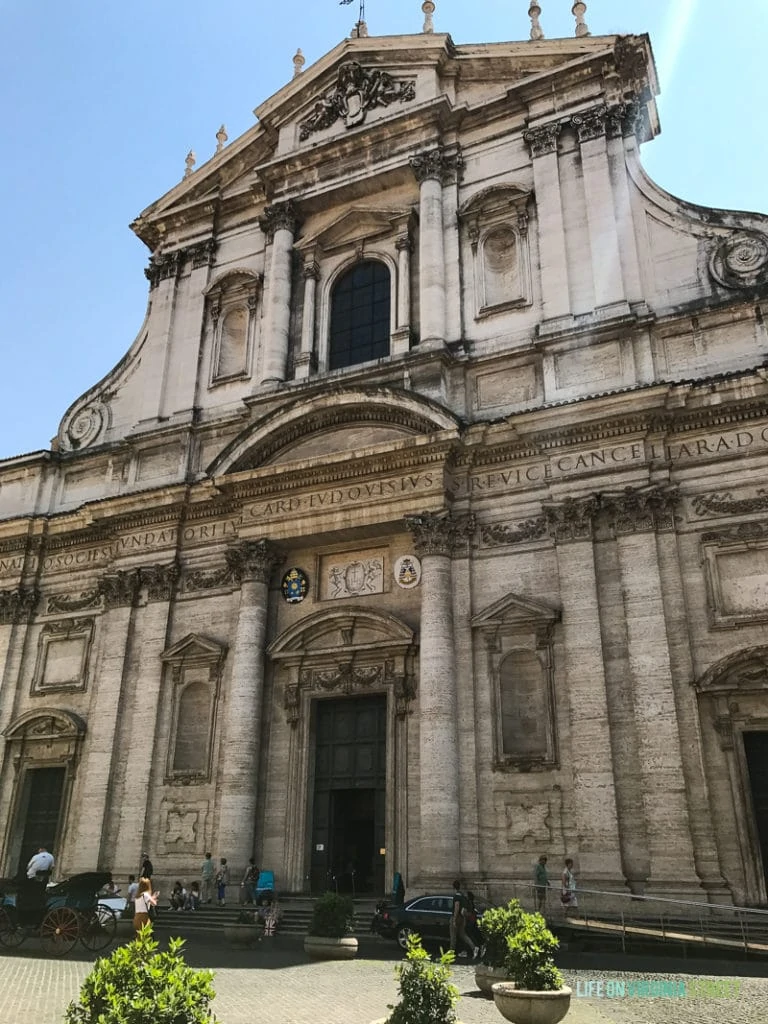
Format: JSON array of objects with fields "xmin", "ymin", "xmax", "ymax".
[{"xmin": 281, "ymin": 567, "xmax": 309, "ymax": 604}]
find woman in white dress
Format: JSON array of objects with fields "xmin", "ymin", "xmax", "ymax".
[{"xmin": 561, "ymin": 858, "xmax": 578, "ymax": 910}]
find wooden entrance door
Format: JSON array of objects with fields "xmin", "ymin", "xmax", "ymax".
[
  {"xmin": 310, "ymin": 695, "xmax": 386, "ymax": 894},
  {"xmin": 16, "ymin": 767, "xmax": 66, "ymax": 877}
]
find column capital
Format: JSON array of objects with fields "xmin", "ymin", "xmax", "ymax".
[
  {"xmin": 523, "ymin": 122, "xmax": 562, "ymax": 158},
  {"xmin": 226, "ymin": 539, "xmax": 282, "ymax": 584},
  {"xmin": 259, "ymin": 200, "xmax": 301, "ymax": 243},
  {"xmin": 395, "ymin": 233, "xmax": 414, "ymax": 253},
  {"xmin": 302, "ymin": 259, "xmax": 320, "ymax": 280},
  {"xmin": 0, "ymin": 587, "xmax": 38, "ymax": 625},
  {"xmin": 571, "ymin": 105, "xmax": 607, "ymax": 144},
  {"xmin": 98, "ymin": 569, "xmax": 141, "ymax": 610},
  {"xmin": 409, "ymin": 147, "xmax": 462, "ymax": 185},
  {"xmin": 543, "ymin": 496, "xmax": 599, "ymax": 544},
  {"xmin": 404, "ymin": 510, "xmax": 475, "ymax": 557},
  {"xmin": 601, "ymin": 485, "xmax": 680, "ymax": 535},
  {"xmin": 140, "ymin": 561, "xmax": 181, "ymax": 602}
]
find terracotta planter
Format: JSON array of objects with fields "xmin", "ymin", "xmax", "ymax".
[
  {"xmin": 492, "ymin": 983, "xmax": 572, "ymax": 1024},
  {"xmin": 304, "ymin": 934, "xmax": 358, "ymax": 960},
  {"xmin": 475, "ymin": 964, "xmax": 514, "ymax": 997}
]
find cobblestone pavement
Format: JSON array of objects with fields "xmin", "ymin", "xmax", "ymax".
[{"xmin": 1, "ymin": 935, "xmax": 768, "ymax": 1023}]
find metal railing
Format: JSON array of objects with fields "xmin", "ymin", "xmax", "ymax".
[{"xmin": 504, "ymin": 881, "xmax": 768, "ymax": 957}]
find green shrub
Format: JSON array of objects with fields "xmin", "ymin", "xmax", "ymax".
[
  {"xmin": 387, "ymin": 933, "xmax": 459, "ymax": 1024},
  {"xmin": 307, "ymin": 890, "xmax": 354, "ymax": 938},
  {"xmin": 64, "ymin": 924, "xmax": 218, "ymax": 1024},
  {"xmin": 478, "ymin": 898, "xmax": 524, "ymax": 968},
  {"xmin": 503, "ymin": 911, "xmax": 563, "ymax": 992}
]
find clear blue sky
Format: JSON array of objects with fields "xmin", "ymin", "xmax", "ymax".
[{"xmin": 1, "ymin": 0, "xmax": 766, "ymax": 459}]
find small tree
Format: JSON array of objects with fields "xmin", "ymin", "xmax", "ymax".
[
  {"xmin": 387, "ymin": 934, "xmax": 459, "ymax": 1024},
  {"xmin": 307, "ymin": 890, "xmax": 354, "ymax": 937},
  {"xmin": 478, "ymin": 898, "xmax": 524, "ymax": 968},
  {"xmin": 64, "ymin": 925, "xmax": 218, "ymax": 1024},
  {"xmin": 503, "ymin": 911, "xmax": 563, "ymax": 992}
]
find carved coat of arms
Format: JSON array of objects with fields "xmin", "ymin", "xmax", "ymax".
[{"xmin": 299, "ymin": 62, "xmax": 416, "ymax": 140}]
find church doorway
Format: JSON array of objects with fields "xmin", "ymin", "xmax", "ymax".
[
  {"xmin": 744, "ymin": 731, "xmax": 768, "ymax": 891},
  {"xmin": 14, "ymin": 767, "xmax": 66, "ymax": 877},
  {"xmin": 310, "ymin": 695, "xmax": 386, "ymax": 895}
]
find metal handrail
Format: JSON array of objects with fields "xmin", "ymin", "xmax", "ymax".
[
  {"xmin": 505, "ymin": 880, "xmax": 768, "ymax": 956},
  {"xmin": 506, "ymin": 879, "xmax": 768, "ymax": 919}
]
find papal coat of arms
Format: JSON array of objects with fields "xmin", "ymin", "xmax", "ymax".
[
  {"xmin": 281, "ymin": 567, "xmax": 309, "ymax": 604},
  {"xmin": 394, "ymin": 555, "xmax": 421, "ymax": 589}
]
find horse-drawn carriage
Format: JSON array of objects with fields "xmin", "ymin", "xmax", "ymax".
[{"xmin": 0, "ymin": 871, "xmax": 118, "ymax": 956}]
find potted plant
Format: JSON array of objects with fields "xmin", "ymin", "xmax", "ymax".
[
  {"xmin": 224, "ymin": 908, "xmax": 264, "ymax": 947},
  {"xmin": 491, "ymin": 912, "xmax": 571, "ymax": 1024},
  {"xmin": 475, "ymin": 899, "xmax": 524, "ymax": 996},
  {"xmin": 375, "ymin": 933, "xmax": 461, "ymax": 1024},
  {"xmin": 303, "ymin": 890, "xmax": 357, "ymax": 959},
  {"xmin": 64, "ymin": 924, "xmax": 217, "ymax": 1024}
]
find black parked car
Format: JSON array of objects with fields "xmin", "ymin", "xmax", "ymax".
[{"xmin": 371, "ymin": 893, "xmax": 486, "ymax": 950}]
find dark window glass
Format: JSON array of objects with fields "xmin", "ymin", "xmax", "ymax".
[{"xmin": 329, "ymin": 260, "xmax": 391, "ymax": 370}]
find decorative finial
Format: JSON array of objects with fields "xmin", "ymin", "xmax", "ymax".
[
  {"xmin": 184, "ymin": 150, "xmax": 196, "ymax": 178},
  {"xmin": 528, "ymin": 3, "xmax": 544, "ymax": 41},
  {"xmin": 422, "ymin": 1, "xmax": 435, "ymax": 34},
  {"xmin": 351, "ymin": 20, "xmax": 368, "ymax": 37},
  {"xmin": 572, "ymin": 1, "xmax": 590, "ymax": 37},
  {"xmin": 215, "ymin": 125, "xmax": 228, "ymax": 154},
  {"xmin": 293, "ymin": 48, "xmax": 305, "ymax": 78}
]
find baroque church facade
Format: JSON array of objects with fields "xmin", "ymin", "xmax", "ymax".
[{"xmin": 2, "ymin": 10, "xmax": 768, "ymax": 905}]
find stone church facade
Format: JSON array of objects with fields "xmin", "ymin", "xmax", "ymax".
[{"xmin": 2, "ymin": 16, "xmax": 768, "ymax": 905}]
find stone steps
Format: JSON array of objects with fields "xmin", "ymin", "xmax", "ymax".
[{"xmin": 149, "ymin": 897, "xmax": 378, "ymax": 938}]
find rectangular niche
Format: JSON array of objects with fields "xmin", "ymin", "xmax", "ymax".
[
  {"xmin": 704, "ymin": 541, "xmax": 768, "ymax": 628},
  {"xmin": 319, "ymin": 548, "xmax": 386, "ymax": 600},
  {"xmin": 32, "ymin": 618, "xmax": 94, "ymax": 694}
]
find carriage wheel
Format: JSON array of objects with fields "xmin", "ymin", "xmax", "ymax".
[
  {"xmin": 80, "ymin": 905, "xmax": 117, "ymax": 951},
  {"xmin": 39, "ymin": 906, "xmax": 80, "ymax": 956},
  {"xmin": 0, "ymin": 906, "xmax": 25, "ymax": 948}
]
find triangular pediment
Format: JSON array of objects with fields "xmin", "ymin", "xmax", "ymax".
[
  {"xmin": 296, "ymin": 207, "xmax": 413, "ymax": 255},
  {"xmin": 132, "ymin": 31, "xmax": 651, "ymax": 247},
  {"xmin": 161, "ymin": 633, "xmax": 227, "ymax": 663},
  {"xmin": 472, "ymin": 593, "xmax": 560, "ymax": 631}
]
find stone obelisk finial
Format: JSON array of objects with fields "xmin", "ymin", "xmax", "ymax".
[
  {"xmin": 184, "ymin": 151, "xmax": 196, "ymax": 179},
  {"xmin": 293, "ymin": 48, "xmax": 305, "ymax": 78},
  {"xmin": 572, "ymin": 1, "xmax": 590, "ymax": 37},
  {"xmin": 422, "ymin": 1, "xmax": 435, "ymax": 33},
  {"xmin": 528, "ymin": 3, "xmax": 544, "ymax": 40}
]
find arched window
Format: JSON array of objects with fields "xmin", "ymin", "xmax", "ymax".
[
  {"xmin": 499, "ymin": 650, "xmax": 549, "ymax": 759},
  {"xmin": 172, "ymin": 681, "xmax": 212, "ymax": 773},
  {"xmin": 329, "ymin": 261, "xmax": 391, "ymax": 370}
]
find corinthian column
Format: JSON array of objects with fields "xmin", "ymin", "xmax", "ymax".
[
  {"xmin": 405, "ymin": 510, "xmax": 474, "ymax": 884},
  {"xmin": 260, "ymin": 202, "xmax": 299, "ymax": 384},
  {"xmin": 295, "ymin": 257, "xmax": 319, "ymax": 380},
  {"xmin": 410, "ymin": 149, "xmax": 459, "ymax": 348},
  {"xmin": 218, "ymin": 540, "xmax": 281, "ymax": 869},
  {"xmin": 523, "ymin": 123, "xmax": 570, "ymax": 325}
]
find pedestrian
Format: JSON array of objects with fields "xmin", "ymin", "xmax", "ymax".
[
  {"xmin": 240, "ymin": 857, "xmax": 257, "ymax": 904},
  {"xmin": 450, "ymin": 878, "xmax": 478, "ymax": 959},
  {"xmin": 561, "ymin": 858, "xmax": 578, "ymax": 910},
  {"xmin": 133, "ymin": 877, "xmax": 158, "ymax": 934},
  {"xmin": 26, "ymin": 845, "xmax": 55, "ymax": 883},
  {"xmin": 534, "ymin": 854, "xmax": 550, "ymax": 913},
  {"xmin": 185, "ymin": 881, "xmax": 200, "ymax": 911},
  {"xmin": 169, "ymin": 880, "xmax": 186, "ymax": 911},
  {"xmin": 465, "ymin": 890, "xmax": 482, "ymax": 948},
  {"xmin": 201, "ymin": 852, "xmax": 215, "ymax": 904},
  {"xmin": 140, "ymin": 852, "xmax": 153, "ymax": 882},
  {"xmin": 216, "ymin": 857, "xmax": 230, "ymax": 906},
  {"xmin": 126, "ymin": 874, "xmax": 138, "ymax": 917}
]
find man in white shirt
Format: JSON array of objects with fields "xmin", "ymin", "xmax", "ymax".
[{"xmin": 26, "ymin": 846, "xmax": 54, "ymax": 881}]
